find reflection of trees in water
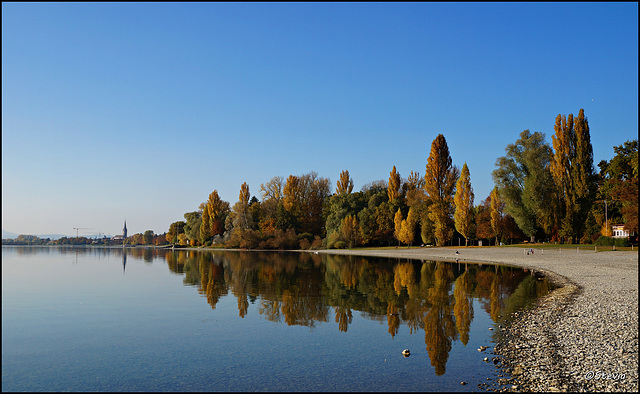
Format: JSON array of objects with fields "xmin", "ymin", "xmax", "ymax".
[
  {"xmin": 387, "ymin": 303, "xmax": 400, "ymax": 337},
  {"xmin": 334, "ymin": 306, "xmax": 353, "ymax": 332},
  {"xmin": 138, "ymin": 249, "xmax": 551, "ymax": 375},
  {"xmin": 165, "ymin": 251, "xmax": 188, "ymax": 274},
  {"xmin": 424, "ymin": 262, "xmax": 457, "ymax": 376},
  {"xmin": 15, "ymin": 247, "xmax": 551, "ymax": 377},
  {"xmin": 453, "ymin": 269, "xmax": 473, "ymax": 346}
]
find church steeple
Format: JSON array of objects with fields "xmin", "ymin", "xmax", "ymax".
[{"xmin": 123, "ymin": 220, "xmax": 127, "ymax": 239}]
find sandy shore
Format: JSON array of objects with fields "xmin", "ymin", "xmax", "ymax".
[{"xmin": 317, "ymin": 246, "xmax": 638, "ymax": 392}]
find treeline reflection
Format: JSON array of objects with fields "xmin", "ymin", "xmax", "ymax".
[
  {"xmin": 161, "ymin": 250, "xmax": 551, "ymax": 375},
  {"xmin": 8, "ymin": 246, "xmax": 552, "ymax": 376}
]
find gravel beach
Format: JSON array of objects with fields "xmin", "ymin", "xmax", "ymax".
[{"xmin": 317, "ymin": 246, "xmax": 638, "ymax": 392}]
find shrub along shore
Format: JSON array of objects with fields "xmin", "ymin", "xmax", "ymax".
[{"xmin": 317, "ymin": 246, "xmax": 638, "ymax": 392}]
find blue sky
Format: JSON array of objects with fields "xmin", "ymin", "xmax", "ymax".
[{"xmin": 2, "ymin": 2, "xmax": 638, "ymax": 237}]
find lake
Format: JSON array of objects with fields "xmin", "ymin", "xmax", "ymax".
[{"xmin": 2, "ymin": 246, "xmax": 552, "ymax": 391}]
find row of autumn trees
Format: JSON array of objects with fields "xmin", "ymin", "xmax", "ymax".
[{"xmin": 167, "ymin": 108, "xmax": 637, "ymax": 248}]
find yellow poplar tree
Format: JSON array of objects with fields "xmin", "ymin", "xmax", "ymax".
[
  {"xmin": 424, "ymin": 134, "xmax": 459, "ymax": 246},
  {"xmin": 388, "ymin": 166, "xmax": 401, "ymax": 203},
  {"xmin": 336, "ymin": 170, "xmax": 354, "ymax": 195},
  {"xmin": 394, "ymin": 209, "xmax": 403, "ymax": 245},
  {"xmin": 454, "ymin": 163, "xmax": 474, "ymax": 246},
  {"xmin": 399, "ymin": 207, "xmax": 418, "ymax": 246},
  {"xmin": 206, "ymin": 190, "xmax": 230, "ymax": 236},
  {"xmin": 340, "ymin": 214, "xmax": 361, "ymax": 248}
]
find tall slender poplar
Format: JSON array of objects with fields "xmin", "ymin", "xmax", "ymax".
[
  {"xmin": 394, "ymin": 208, "xmax": 403, "ymax": 245},
  {"xmin": 388, "ymin": 166, "xmax": 401, "ymax": 203},
  {"xmin": 199, "ymin": 203, "xmax": 210, "ymax": 244},
  {"xmin": 551, "ymin": 109, "xmax": 596, "ymax": 242},
  {"xmin": 572, "ymin": 109, "xmax": 596, "ymax": 239},
  {"xmin": 454, "ymin": 163, "xmax": 474, "ymax": 246},
  {"xmin": 424, "ymin": 134, "xmax": 459, "ymax": 246}
]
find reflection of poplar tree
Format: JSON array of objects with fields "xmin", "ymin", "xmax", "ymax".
[
  {"xmin": 334, "ymin": 306, "xmax": 353, "ymax": 333},
  {"xmin": 199, "ymin": 257, "xmax": 227, "ymax": 310},
  {"xmin": 393, "ymin": 262, "xmax": 416, "ymax": 297},
  {"xmin": 237, "ymin": 294, "xmax": 249, "ymax": 318},
  {"xmin": 453, "ymin": 271, "xmax": 474, "ymax": 346},
  {"xmin": 489, "ymin": 272, "xmax": 502, "ymax": 322},
  {"xmin": 403, "ymin": 296, "xmax": 424, "ymax": 335},
  {"xmin": 387, "ymin": 303, "xmax": 400, "ymax": 337},
  {"xmin": 424, "ymin": 262, "xmax": 457, "ymax": 376},
  {"xmin": 281, "ymin": 290, "xmax": 298, "ymax": 326}
]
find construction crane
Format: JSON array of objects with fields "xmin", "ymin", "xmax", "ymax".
[{"xmin": 73, "ymin": 227, "xmax": 93, "ymax": 237}]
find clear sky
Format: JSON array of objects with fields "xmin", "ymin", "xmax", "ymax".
[{"xmin": 2, "ymin": 2, "xmax": 638, "ymax": 237}]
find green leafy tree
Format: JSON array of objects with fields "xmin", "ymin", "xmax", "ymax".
[
  {"xmin": 183, "ymin": 211, "xmax": 202, "ymax": 245},
  {"xmin": 199, "ymin": 202, "xmax": 211, "ymax": 244},
  {"xmin": 143, "ymin": 230, "xmax": 154, "ymax": 245},
  {"xmin": 167, "ymin": 221, "xmax": 186, "ymax": 244},
  {"xmin": 492, "ymin": 130, "xmax": 554, "ymax": 242},
  {"xmin": 489, "ymin": 187, "xmax": 505, "ymax": 245}
]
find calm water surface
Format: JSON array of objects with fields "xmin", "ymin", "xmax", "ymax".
[{"xmin": 2, "ymin": 246, "xmax": 552, "ymax": 391}]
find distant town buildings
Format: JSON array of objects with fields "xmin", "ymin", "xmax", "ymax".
[{"xmin": 112, "ymin": 221, "xmax": 127, "ymax": 241}]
